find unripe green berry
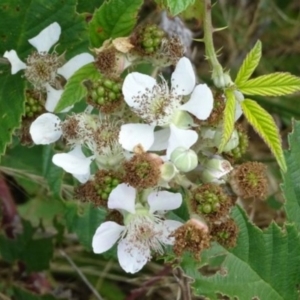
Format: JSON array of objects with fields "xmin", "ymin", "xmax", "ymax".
[{"xmin": 97, "ymin": 86, "xmax": 105, "ymax": 96}]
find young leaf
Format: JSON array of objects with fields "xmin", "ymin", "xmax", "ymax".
[
  {"xmin": 235, "ymin": 40, "xmax": 262, "ymax": 85},
  {"xmin": 282, "ymin": 120, "xmax": 300, "ymax": 231},
  {"xmin": 166, "ymin": 0, "xmax": 195, "ymax": 16},
  {"xmin": 182, "ymin": 207, "xmax": 300, "ymax": 300},
  {"xmin": 89, "ymin": 0, "xmax": 143, "ymax": 48},
  {"xmin": 218, "ymin": 89, "xmax": 236, "ymax": 152},
  {"xmin": 237, "ymin": 73, "xmax": 300, "ymax": 96},
  {"xmin": 241, "ymin": 99, "xmax": 286, "ymax": 172},
  {"xmin": 54, "ymin": 63, "xmax": 101, "ymax": 112}
]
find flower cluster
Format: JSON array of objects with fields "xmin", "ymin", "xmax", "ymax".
[{"xmin": 5, "ymin": 21, "xmax": 268, "ymax": 273}]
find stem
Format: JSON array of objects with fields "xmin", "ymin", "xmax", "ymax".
[{"xmin": 201, "ymin": 0, "xmax": 224, "ymax": 81}]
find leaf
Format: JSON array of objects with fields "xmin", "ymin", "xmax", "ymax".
[
  {"xmin": 235, "ymin": 40, "xmax": 262, "ymax": 85},
  {"xmin": 65, "ymin": 202, "xmax": 107, "ymax": 250},
  {"xmin": 241, "ymin": 99, "xmax": 286, "ymax": 172},
  {"xmin": 42, "ymin": 145, "xmax": 64, "ymax": 198},
  {"xmin": 166, "ymin": 0, "xmax": 195, "ymax": 16},
  {"xmin": 0, "ymin": 220, "xmax": 54, "ymax": 272},
  {"xmin": 182, "ymin": 207, "xmax": 300, "ymax": 300},
  {"xmin": 76, "ymin": 0, "xmax": 105, "ymax": 13},
  {"xmin": 218, "ymin": 89, "xmax": 236, "ymax": 152},
  {"xmin": 89, "ymin": 0, "xmax": 143, "ymax": 48},
  {"xmin": 282, "ymin": 120, "xmax": 300, "ymax": 231},
  {"xmin": 0, "ymin": 0, "xmax": 90, "ymax": 157},
  {"xmin": 237, "ymin": 73, "xmax": 300, "ymax": 96},
  {"xmin": 54, "ymin": 63, "xmax": 101, "ymax": 112},
  {"xmin": 13, "ymin": 287, "xmax": 57, "ymax": 300}
]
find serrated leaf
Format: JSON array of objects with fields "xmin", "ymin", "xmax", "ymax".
[
  {"xmin": 166, "ymin": 0, "xmax": 195, "ymax": 16},
  {"xmin": 241, "ymin": 99, "xmax": 286, "ymax": 171},
  {"xmin": 282, "ymin": 120, "xmax": 300, "ymax": 231},
  {"xmin": 54, "ymin": 63, "xmax": 101, "ymax": 112},
  {"xmin": 65, "ymin": 202, "xmax": 107, "ymax": 250},
  {"xmin": 89, "ymin": 0, "xmax": 143, "ymax": 48},
  {"xmin": 218, "ymin": 89, "xmax": 236, "ymax": 152},
  {"xmin": 42, "ymin": 145, "xmax": 63, "ymax": 198},
  {"xmin": 237, "ymin": 73, "xmax": 300, "ymax": 96},
  {"xmin": 235, "ymin": 40, "xmax": 262, "ymax": 85},
  {"xmin": 182, "ymin": 207, "xmax": 300, "ymax": 300}
]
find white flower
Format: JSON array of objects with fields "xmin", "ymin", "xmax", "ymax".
[
  {"xmin": 52, "ymin": 145, "xmax": 94, "ymax": 183},
  {"xmin": 122, "ymin": 57, "xmax": 214, "ymax": 127},
  {"xmin": 92, "ymin": 183, "xmax": 183, "ymax": 273},
  {"xmin": 4, "ymin": 22, "xmax": 94, "ymax": 111}
]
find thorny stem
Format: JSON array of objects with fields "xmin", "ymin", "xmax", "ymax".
[{"xmin": 201, "ymin": 0, "xmax": 224, "ymax": 82}]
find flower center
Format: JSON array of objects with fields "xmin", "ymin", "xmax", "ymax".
[{"xmin": 25, "ymin": 51, "xmax": 61, "ymax": 90}]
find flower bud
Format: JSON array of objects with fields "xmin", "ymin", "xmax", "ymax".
[
  {"xmin": 170, "ymin": 147, "xmax": 198, "ymax": 173},
  {"xmin": 213, "ymin": 128, "xmax": 239, "ymax": 152},
  {"xmin": 213, "ymin": 71, "xmax": 233, "ymax": 89},
  {"xmin": 160, "ymin": 162, "xmax": 178, "ymax": 182}
]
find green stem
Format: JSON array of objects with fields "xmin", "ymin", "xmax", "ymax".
[{"xmin": 201, "ymin": 0, "xmax": 224, "ymax": 82}]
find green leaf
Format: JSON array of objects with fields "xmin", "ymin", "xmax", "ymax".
[
  {"xmin": 42, "ymin": 145, "xmax": 63, "ymax": 198},
  {"xmin": 182, "ymin": 207, "xmax": 300, "ymax": 300},
  {"xmin": 0, "ymin": 220, "xmax": 53, "ymax": 272},
  {"xmin": 0, "ymin": 75, "xmax": 25, "ymax": 158},
  {"xmin": 241, "ymin": 99, "xmax": 286, "ymax": 172},
  {"xmin": 89, "ymin": 0, "xmax": 143, "ymax": 47},
  {"xmin": 13, "ymin": 287, "xmax": 57, "ymax": 300},
  {"xmin": 282, "ymin": 120, "xmax": 300, "ymax": 231},
  {"xmin": 65, "ymin": 202, "xmax": 107, "ymax": 250},
  {"xmin": 218, "ymin": 89, "xmax": 236, "ymax": 152},
  {"xmin": 166, "ymin": 0, "xmax": 195, "ymax": 16},
  {"xmin": 237, "ymin": 73, "xmax": 300, "ymax": 96},
  {"xmin": 54, "ymin": 63, "xmax": 101, "ymax": 112},
  {"xmin": 235, "ymin": 40, "xmax": 262, "ymax": 85},
  {"xmin": 76, "ymin": 0, "xmax": 105, "ymax": 13}
]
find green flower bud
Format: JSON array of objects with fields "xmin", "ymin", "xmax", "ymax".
[{"xmin": 170, "ymin": 147, "xmax": 198, "ymax": 173}]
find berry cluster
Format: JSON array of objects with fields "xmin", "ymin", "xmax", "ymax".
[{"xmin": 140, "ymin": 24, "xmax": 166, "ymax": 53}]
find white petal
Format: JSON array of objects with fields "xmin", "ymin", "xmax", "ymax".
[
  {"xmin": 160, "ymin": 220, "xmax": 183, "ymax": 245},
  {"xmin": 148, "ymin": 191, "xmax": 182, "ymax": 213},
  {"xmin": 167, "ymin": 125, "xmax": 198, "ymax": 159},
  {"xmin": 52, "ymin": 146, "xmax": 93, "ymax": 175},
  {"xmin": 180, "ymin": 84, "xmax": 214, "ymax": 120},
  {"xmin": 57, "ymin": 53, "xmax": 94, "ymax": 80},
  {"xmin": 171, "ymin": 57, "xmax": 195, "ymax": 96},
  {"xmin": 45, "ymin": 84, "xmax": 63, "ymax": 112},
  {"xmin": 29, "ymin": 113, "xmax": 62, "ymax": 145},
  {"xmin": 3, "ymin": 50, "xmax": 26, "ymax": 74},
  {"xmin": 28, "ymin": 22, "xmax": 61, "ymax": 53},
  {"xmin": 149, "ymin": 128, "xmax": 170, "ymax": 151},
  {"xmin": 117, "ymin": 239, "xmax": 149, "ymax": 273},
  {"xmin": 119, "ymin": 123, "xmax": 155, "ymax": 152},
  {"xmin": 122, "ymin": 72, "xmax": 156, "ymax": 108},
  {"xmin": 108, "ymin": 183, "xmax": 136, "ymax": 214},
  {"xmin": 92, "ymin": 221, "xmax": 124, "ymax": 253},
  {"xmin": 72, "ymin": 172, "xmax": 90, "ymax": 183}
]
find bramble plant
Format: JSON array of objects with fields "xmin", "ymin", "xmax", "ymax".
[{"xmin": 1, "ymin": 0, "xmax": 300, "ymax": 299}]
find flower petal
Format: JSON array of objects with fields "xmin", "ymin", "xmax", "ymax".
[
  {"xmin": 108, "ymin": 183, "xmax": 136, "ymax": 214},
  {"xmin": 92, "ymin": 221, "xmax": 124, "ymax": 254},
  {"xmin": 119, "ymin": 123, "xmax": 155, "ymax": 152},
  {"xmin": 160, "ymin": 220, "xmax": 183, "ymax": 245},
  {"xmin": 3, "ymin": 50, "xmax": 26, "ymax": 74},
  {"xmin": 122, "ymin": 72, "xmax": 156, "ymax": 108},
  {"xmin": 29, "ymin": 113, "xmax": 62, "ymax": 145},
  {"xmin": 52, "ymin": 145, "xmax": 93, "ymax": 175},
  {"xmin": 45, "ymin": 84, "xmax": 63, "ymax": 112},
  {"xmin": 28, "ymin": 22, "xmax": 61, "ymax": 53},
  {"xmin": 117, "ymin": 239, "xmax": 149, "ymax": 273},
  {"xmin": 171, "ymin": 57, "xmax": 195, "ymax": 96},
  {"xmin": 167, "ymin": 125, "xmax": 198, "ymax": 159},
  {"xmin": 57, "ymin": 53, "xmax": 94, "ymax": 80},
  {"xmin": 148, "ymin": 191, "xmax": 182, "ymax": 213},
  {"xmin": 180, "ymin": 84, "xmax": 214, "ymax": 120},
  {"xmin": 72, "ymin": 172, "xmax": 91, "ymax": 184},
  {"xmin": 149, "ymin": 128, "xmax": 170, "ymax": 151}
]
